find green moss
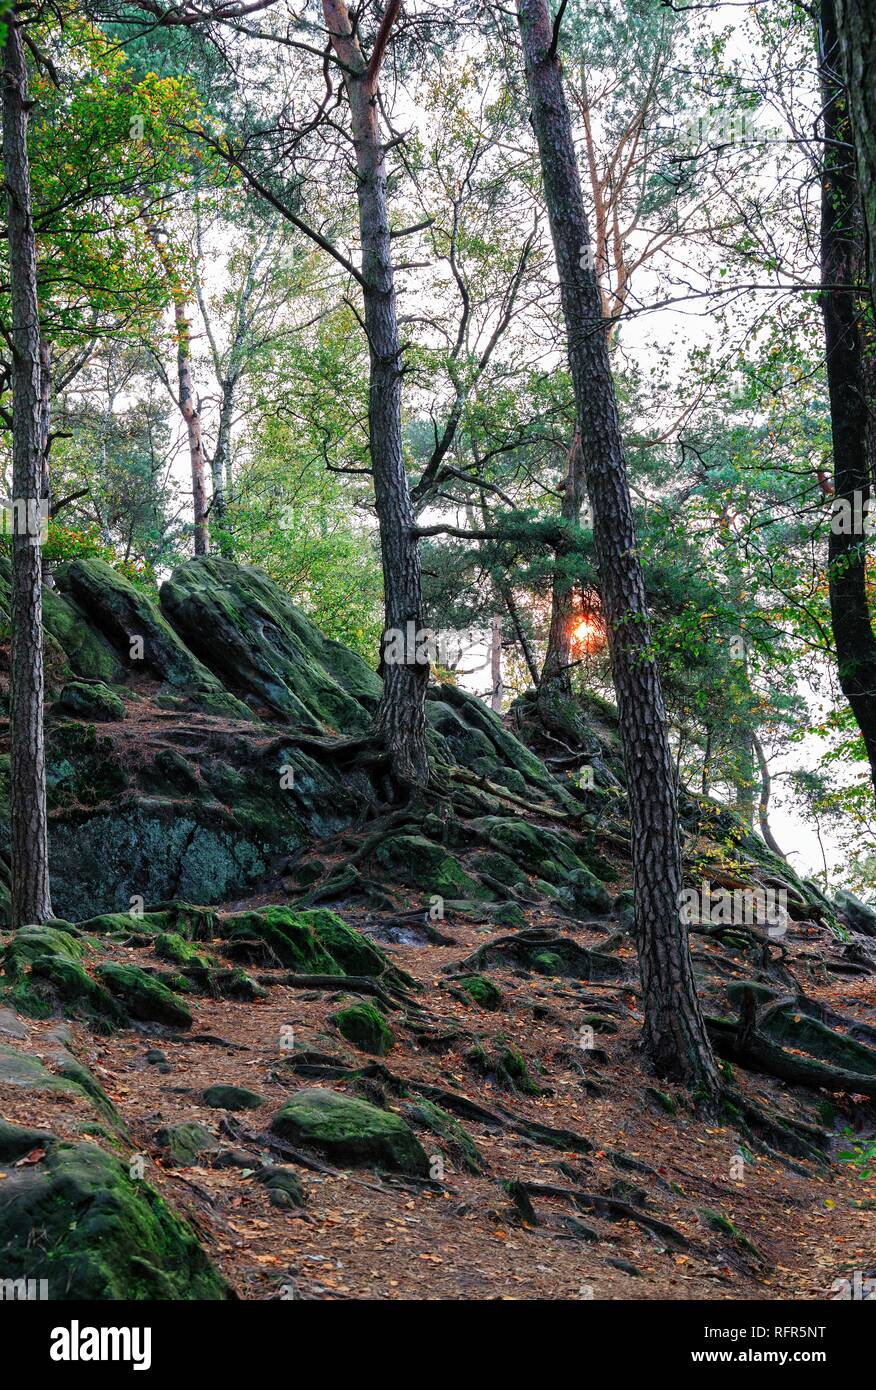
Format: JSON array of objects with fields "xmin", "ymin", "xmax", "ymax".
[
  {"xmin": 55, "ymin": 681, "xmax": 126, "ymax": 722},
  {"xmin": 374, "ymin": 834, "xmax": 493, "ymax": 902},
  {"xmin": 456, "ymin": 974, "xmax": 503, "ymax": 1010},
  {"xmin": 0, "ymin": 1123, "xmax": 231, "ymax": 1298},
  {"xmin": 154, "ymin": 932, "xmax": 214, "ymax": 970},
  {"xmin": 402, "ymin": 1098, "xmax": 486, "ymax": 1175},
  {"xmin": 270, "ymin": 1087, "xmax": 428, "ymax": 1175},
  {"xmin": 331, "ymin": 1001, "xmax": 395, "ymax": 1056},
  {"xmin": 160, "ymin": 557, "xmax": 377, "ymax": 731},
  {"xmin": 219, "ymin": 905, "xmax": 343, "ymax": 973},
  {"xmin": 154, "ymin": 1122, "xmax": 220, "ymax": 1167},
  {"xmin": 95, "ymin": 963, "xmax": 193, "ymax": 1028}
]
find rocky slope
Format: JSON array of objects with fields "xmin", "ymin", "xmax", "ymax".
[{"xmin": 0, "ymin": 556, "xmax": 874, "ymax": 1300}]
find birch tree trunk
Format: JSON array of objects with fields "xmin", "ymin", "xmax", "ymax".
[
  {"xmin": 322, "ymin": 0, "xmax": 429, "ymax": 790},
  {"xmin": 517, "ymin": 0, "xmax": 719, "ymax": 1092},
  {"xmin": 143, "ymin": 219, "xmax": 209, "ymax": 557},
  {"xmin": 3, "ymin": 11, "xmax": 53, "ymax": 926}
]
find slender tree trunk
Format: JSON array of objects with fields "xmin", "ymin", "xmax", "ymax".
[
  {"xmin": 835, "ymin": 0, "xmax": 876, "ymax": 310},
  {"xmin": 210, "ymin": 377, "xmax": 234, "ymax": 557},
  {"xmin": 143, "ymin": 218, "xmax": 209, "ymax": 557},
  {"xmin": 173, "ymin": 297, "xmax": 209, "ymax": 557},
  {"xmin": 752, "ymin": 732, "xmax": 786, "ymax": 860},
  {"xmin": 490, "ymin": 614, "xmax": 503, "ymax": 712},
  {"xmin": 539, "ymin": 431, "xmax": 584, "ymax": 715},
  {"xmin": 323, "ymin": 0, "xmax": 429, "ymax": 790},
  {"xmin": 3, "ymin": 12, "xmax": 53, "ymax": 926},
  {"xmin": 818, "ymin": 0, "xmax": 876, "ymax": 795},
  {"xmin": 517, "ymin": 0, "xmax": 719, "ymax": 1093}
]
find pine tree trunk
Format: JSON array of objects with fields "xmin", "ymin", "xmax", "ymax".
[
  {"xmin": 323, "ymin": 0, "xmax": 429, "ymax": 790},
  {"xmin": 3, "ymin": 11, "xmax": 53, "ymax": 926},
  {"xmin": 819, "ymin": 0, "xmax": 876, "ymax": 795},
  {"xmin": 517, "ymin": 0, "xmax": 719, "ymax": 1093},
  {"xmin": 835, "ymin": 0, "xmax": 876, "ymax": 309}
]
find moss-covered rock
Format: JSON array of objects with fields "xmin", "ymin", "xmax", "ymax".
[
  {"xmin": 154, "ymin": 932, "xmax": 215, "ymax": 971},
  {"xmin": 253, "ymin": 1164, "xmax": 306, "ymax": 1207},
  {"xmin": 0, "ymin": 1120, "xmax": 231, "ymax": 1298},
  {"xmin": 95, "ymin": 963, "xmax": 193, "ymax": 1028},
  {"xmin": 160, "ymin": 557, "xmax": 379, "ymax": 732},
  {"xmin": 201, "ymin": 1084, "xmax": 265, "ymax": 1111},
  {"xmin": 154, "ymin": 1121, "xmax": 220, "ymax": 1167},
  {"xmin": 55, "ymin": 558, "xmax": 246, "ymax": 717},
  {"xmin": 331, "ymin": 1001, "xmax": 395, "ymax": 1056},
  {"xmin": 219, "ymin": 905, "xmax": 344, "ymax": 973},
  {"xmin": 270, "ymin": 1087, "xmax": 428, "ymax": 1175},
  {"xmin": 456, "ymin": 974, "xmax": 503, "ymax": 1010},
  {"xmin": 55, "ymin": 680, "xmax": 126, "ymax": 722},
  {"xmin": 374, "ymin": 834, "xmax": 493, "ymax": 902}
]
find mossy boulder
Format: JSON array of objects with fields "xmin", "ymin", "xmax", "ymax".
[
  {"xmin": 2, "ymin": 923, "xmax": 87, "ymax": 977},
  {"xmin": 154, "ymin": 1122, "xmax": 220, "ymax": 1167},
  {"xmin": 253, "ymin": 1165, "xmax": 306, "ymax": 1207},
  {"xmin": 456, "ymin": 974, "xmax": 503, "ymax": 1010},
  {"xmin": 218, "ymin": 906, "xmax": 344, "ymax": 973},
  {"xmin": 95, "ymin": 963, "xmax": 193, "ymax": 1028},
  {"xmin": 301, "ymin": 907, "xmax": 396, "ymax": 978},
  {"xmin": 8, "ymin": 956, "xmax": 125, "ymax": 1028},
  {"xmin": 55, "ymin": 558, "xmax": 245, "ymax": 718},
  {"xmin": 55, "ymin": 680, "xmax": 126, "ymax": 722},
  {"xmin": 201, "ymin": 1084, "xmax": 265, "ymax": 1111},
  {"xmin": 331, "ymin": 1001, "xmax": 395, "ymax": 1056},
  {"xmin": 270, "ymin": 1087, "xmax": 428, "ymax": 1175},
  {"xmin": 469, "ymin": 817, "xmax": 610, "ymax": 913},
  {"xmin": 0, "ymin": 1120, "xmax": 230, "ymax": 1298},
  {"xmin": 160, "ymin": 557, "xmax": 379, "ymax": 732},
  {"xmin": 154, "ymin": 933, "xmax": 215, "ymax": 971},
  {"xmin": 374, "ymin": 834, "xmax": 493, "ymax": 902}
]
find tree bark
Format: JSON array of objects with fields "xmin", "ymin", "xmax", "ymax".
[
  {"xmin": 3, "ymin": 11, "xmax": 53, "ymax": 926},
  {"xmin": 517, "ymin": 0, "xmax": 719, "ymax": 1093},
  {"xmin": 322, "ymin": 0, "xmax": 429, "ymax": 790},
  {"xmin": 818, "ymin": 0, "xmax": 876, "ymax": 796},
  {"xmin": 835, "ymin": 0, "xmax": 876, "ymax": 310}
]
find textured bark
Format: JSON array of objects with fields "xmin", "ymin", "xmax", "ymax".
[
  {"xmin": 835, "ymin": 0, "xmax": 876, "ymax": 309},
  {"xmin": 3, "ymin": 13, "xmax": 53, "ymax": 926},
  {"xmin": 323, "ymin": 0, "xmax": 429, "ymax": 790},
  {"xmin": 818, "ymin": 0, "xmax": 876, "ymax": 795},
  {"xmin": 517, "ymin": 0, "xmax": 719, "ymax": 1092}
]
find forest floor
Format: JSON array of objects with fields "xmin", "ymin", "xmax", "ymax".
[{"xmin": 3, "ymin": 848, "xmax": 875, "ymax": 1302}]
